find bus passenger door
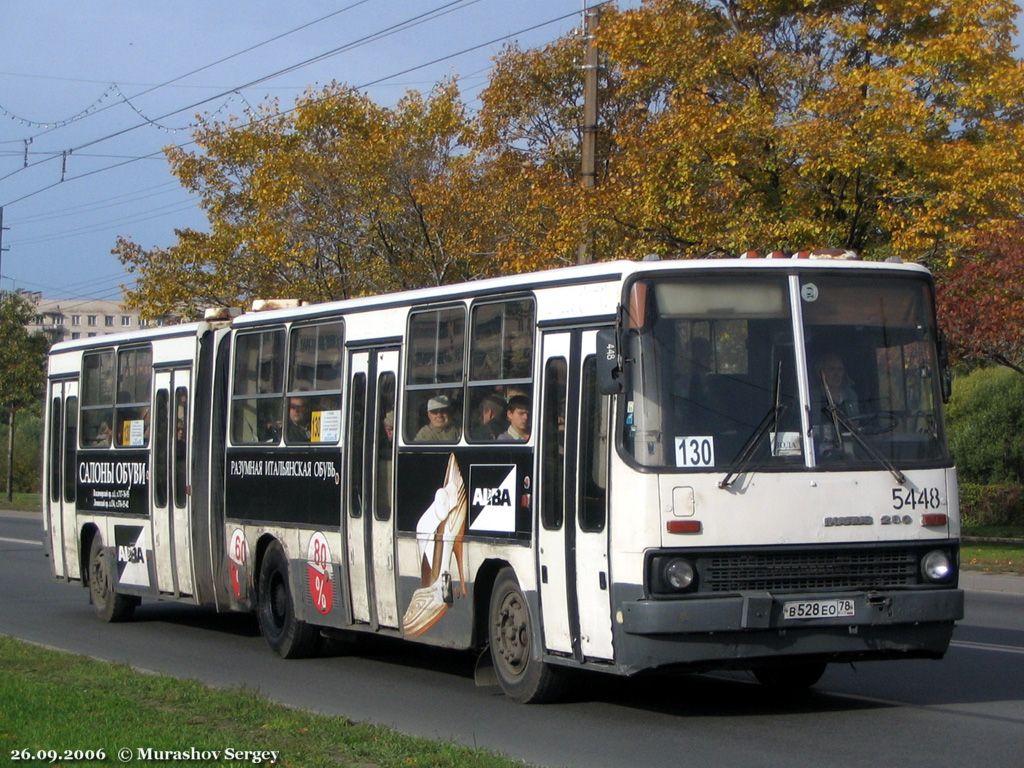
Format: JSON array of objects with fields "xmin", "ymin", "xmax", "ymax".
[
  {"xmin": 573, "ymin": 330, "xmax": 614, "ymax": 661},
  {"xmin": 46, "ymin": 380, "xmax": 79, "ymax": 579},
  {"xmin": 345, "ymin": 354, "xmax": 371, "ymax": 623},
  {"xmin": 538, "ymin": 329, "xmax": 614, "ymax": 662},
  {"xmin": 345, "ymin": 348, "xmax": 399, "ymax": 629},
  {"xmin": 537, "ymin": 333, "xmax": 572, "ymax": 655},
  {"xmin": 368, "ymin": 349, "xmax": 399, "ymax": 629},
  {"xmin": 152, "ymin": 368, "xmax": 194, "ymax": 596}
]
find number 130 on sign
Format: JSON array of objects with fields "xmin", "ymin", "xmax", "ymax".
[{"xmin": 675, "ymin": 436, "xmax": 715, "ymax": 468}]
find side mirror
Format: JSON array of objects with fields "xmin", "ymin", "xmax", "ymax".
[
  {"xmin": 938, "ymin": 331, "xmax": 953, "ymax": 404},
  {"xmin": 596, "ymin": 328, "xmax": 623, "ymax": 394}
]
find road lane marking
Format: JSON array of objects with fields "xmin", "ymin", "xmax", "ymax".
[
  {"xmin": 951, "ymin": 639, "xmax": 1024, "ymax": 656},
  {"xmin": 0, "ymin": 536, "xmax": 41, "ymax": 546}
]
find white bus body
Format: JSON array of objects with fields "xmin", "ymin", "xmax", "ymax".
[{"xmin": 43, "ymin": 258, "xmax": 963, "ymax": 701}]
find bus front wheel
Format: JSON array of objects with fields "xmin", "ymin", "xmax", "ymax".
[
  {"xmin": 488, "ymin": 568, "xmax": 564, "ymax": 703},
  {"xmin": 256, "ymin": 542, "xmax": 319, "ymax": 659},
  {"xmin": 87, "ymin": 535, "xmax": 137, "ymax": 622}
]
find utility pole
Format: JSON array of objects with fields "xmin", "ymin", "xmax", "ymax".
[
  {"xmin": 0, "ymin": 207, "xmax": 9, "ymax": 300},
  {"xmin": 577, "ymin": 4, "xmax": 600, "ymax": 265},
  {"xmin": 1, "ymin": 206, "xmax": 10, "ymax": 500}
]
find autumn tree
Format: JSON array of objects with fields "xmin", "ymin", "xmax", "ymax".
[
  {"xmin": 0, "ymin": 292, "xmax": 49, "ymax": 501},
  {"xmin": 479, "ymin": 0, "xmax": 1024, "ymax": 266},
  {"xmin": 116, "ymin": 81, "xmax": 498, "ymax": 319},
  {"xmin": 119, "ymin": 1, "xmax": 1024, "ymax": 310},
  {"xmin": 476, "ymin": 33, "xmax": 628, "ymax": 270},
  {"xmin": 937, "ymin": 227, "xmax": 1024, "ymax": 375}
]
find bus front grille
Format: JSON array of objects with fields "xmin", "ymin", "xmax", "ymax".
[{"xmin": 698, "ymin": 548, "xmax": 921, "ymax": 593}]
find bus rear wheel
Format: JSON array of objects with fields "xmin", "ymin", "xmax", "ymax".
[
  {"xmin": 87, "ymin": 535, "xmax": 137, "ymax": 622},
  {"xmin": 256, "ymin": 541, "xmax": 319, "ymax": 659},
  {"xmin": 488, "ymin": 568, "xmax": 564, "ymax": 703}
]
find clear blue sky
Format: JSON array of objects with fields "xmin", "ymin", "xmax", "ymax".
[
  {"xmin": 0, "ymin": 1, "xmax": 1019, "ymax": 305},
  {"xmin": 0, "ymin": 0, "xmax": 603, "ymax": 302}
]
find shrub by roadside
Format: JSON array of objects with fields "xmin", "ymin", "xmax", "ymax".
[{"xmin": 959, "ymin": 482, "xmax": 1024, "ymax": 529}]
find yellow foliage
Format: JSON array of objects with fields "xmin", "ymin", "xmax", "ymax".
[{"xmin": 119, "ymin": 0, "xmax": 1024, "ymax": 317}]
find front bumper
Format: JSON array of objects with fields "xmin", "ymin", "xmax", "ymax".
[{"xmin": 621, "ymin": 587, "xmax": 964, "ymax": 635}]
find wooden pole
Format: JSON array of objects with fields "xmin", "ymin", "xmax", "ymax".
[{"xmin": 577, "ymin": 6, "xmax": 599, "ymax": 265}]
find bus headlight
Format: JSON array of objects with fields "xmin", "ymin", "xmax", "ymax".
[
  {"xmin": 921, "ymin": 549, "xmax": 954, "ymax": 583},
  {"xmin": 664, "ymin": 558, "xmax": 696, "ymax": 591}
]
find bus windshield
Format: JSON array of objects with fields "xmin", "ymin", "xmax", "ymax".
[{"xmin": 622, "ymin": 271, "xmax": 947, "ymax": 471}]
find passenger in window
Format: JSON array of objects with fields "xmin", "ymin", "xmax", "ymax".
[
  {"xmin": 415, "ymin": 396, "xmax": 460, "ymax": 442},
  {"xmin": 286, "ymin": 396, "xmax": 312, "ymax": 442},
  {"xmin": 93, "ymin": 421, "xmax": 112, "ymax": 446},
  {"xmin": 498, "ymin": 395, "xmax": 531, "ymax": 442},
  {"xmin": 469, "ymin": 393, "xmax": 506, "ymax": 441}
]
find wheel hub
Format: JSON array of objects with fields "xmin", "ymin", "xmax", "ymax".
[{"xmin": 495, "ymin": 591, "xmax": 529, "ymax": 677}]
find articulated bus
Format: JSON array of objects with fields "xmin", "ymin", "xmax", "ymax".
[{"xmin": 42, "ymin": 256, "xmax": 963, "ymax": 702}]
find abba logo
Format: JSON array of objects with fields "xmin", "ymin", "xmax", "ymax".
[
  {"xmin": 118, "ymin": 545, "xmax": 144, "ymax": 564},
  {"xmin": 473, "ymin": 486, "xmax": 512, "ymax": 507},
  {"xmin": 469, "ymin": 464, "xmax": 517, "ymax": 534},
  {"xmin": 114, "ymin": 525, "xmax": 150, "ymax": 588}
]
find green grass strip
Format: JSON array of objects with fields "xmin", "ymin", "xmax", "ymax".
[
  {"xmin": 0, "ymin": 636, "xmax": 526, "ymax": 768},
  {"xmin": 0, "ymin": 492, "xmax": 41, "ymax": 513},
  {"xmin": 961, "ymin": 542, "xmax": 1024, "ymax": 575}
]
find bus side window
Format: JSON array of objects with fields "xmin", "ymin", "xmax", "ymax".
[
  {"xmin": 154, "ymin": 390, "xmax": 169, "ymax": 508},
  {"xmin": 115, "ymin": 346, "xmax": 153, "ymax": 447},
  {"xmin": 541, "ymin": 358, "xmax": 567, "ymax": 529},
  {"xmin": 81, "ymin": 350, "xmax": 114, "ymax": 448},
  {"xmin": 374, "ymin": 372, "xmax": 396, "ymax": 521},
  {"xmin": 63, "ymin": 397, "xmax": 77, "ymax": 502},
  {"xmin": 49, "ymin": 396, "xmax": 61, "ymax": 503},
  {"xmin": 348, "ymin": 372, "xmax": 367, "ymax": 518},
  {"xmin": 405, "ymin": 307, "xmax": 465, "ymax": 443},
  {"xmin": 174, "ymin": 387, "xmax": 188, "ymax": 508},
  {"xmin": 286, "ymin": 322, "xmax": 343, "ymax": 444},
  {"xmin": 467, "ymin": 297, "xmax": 535, "ymax": 443},
  {"xmin": 579, "ymin": 356, "xmax": 607, "ymax": 533},
  {"xmin": 231, "ymin": 330, "xmax": 285, "ymax": 445}
]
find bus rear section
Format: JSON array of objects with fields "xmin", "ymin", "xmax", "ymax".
[
  {"xmin": 42, "ymin": 325, "xmax": 220, "ymax": 619},
  {"xmin": 597, "ymin": 262, "xmax": 963, "ymax": 687}
]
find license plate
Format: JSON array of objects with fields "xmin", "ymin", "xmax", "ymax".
[{"xmin": 782, "ymin": 599, "xmax": 856, "ymax": 620}]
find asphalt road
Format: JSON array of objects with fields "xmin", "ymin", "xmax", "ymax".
[{"xmin": 2, "ymin": 510, "xmax": 1023, "ymax": 768}]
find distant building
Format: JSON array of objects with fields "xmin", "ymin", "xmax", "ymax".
[{"xmin": 18, "ymin": 290, "xmax": 178, "ymax": 344}]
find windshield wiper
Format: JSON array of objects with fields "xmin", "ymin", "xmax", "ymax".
[
  {"xmin": 719, "ymin": 362, "xmax": 784, "ymax": 489},
  {"xmin": 821, "ymin": 377, "xmax": 906, "ymax": 486}
]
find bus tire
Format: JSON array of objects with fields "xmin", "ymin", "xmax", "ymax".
[
  {"xmin": 256, "ymin": 542, "xmax": 318, "ymax": 659},
  {"xmin": 87, "ymin": 535, "xmax": 137, "ymax": 623},
  {"xmin": 753, "ymin": 661, "xmax": 827, "ymax": 692},
  {"xmin": 488, "ymin": 568, "xmax": 564, "ymax": 703}
]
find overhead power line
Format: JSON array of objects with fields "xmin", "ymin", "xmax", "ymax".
[
  {"xmin": 1, "ymin": 2, "xmax": 594, "ymax": 209},
  {"xmin": 6, "ymin": 0, "xmax": 376, "ymax": 145},
  {"xmin": 1, "ymin": 0, "xmax": 478, "ymax": 187}
]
